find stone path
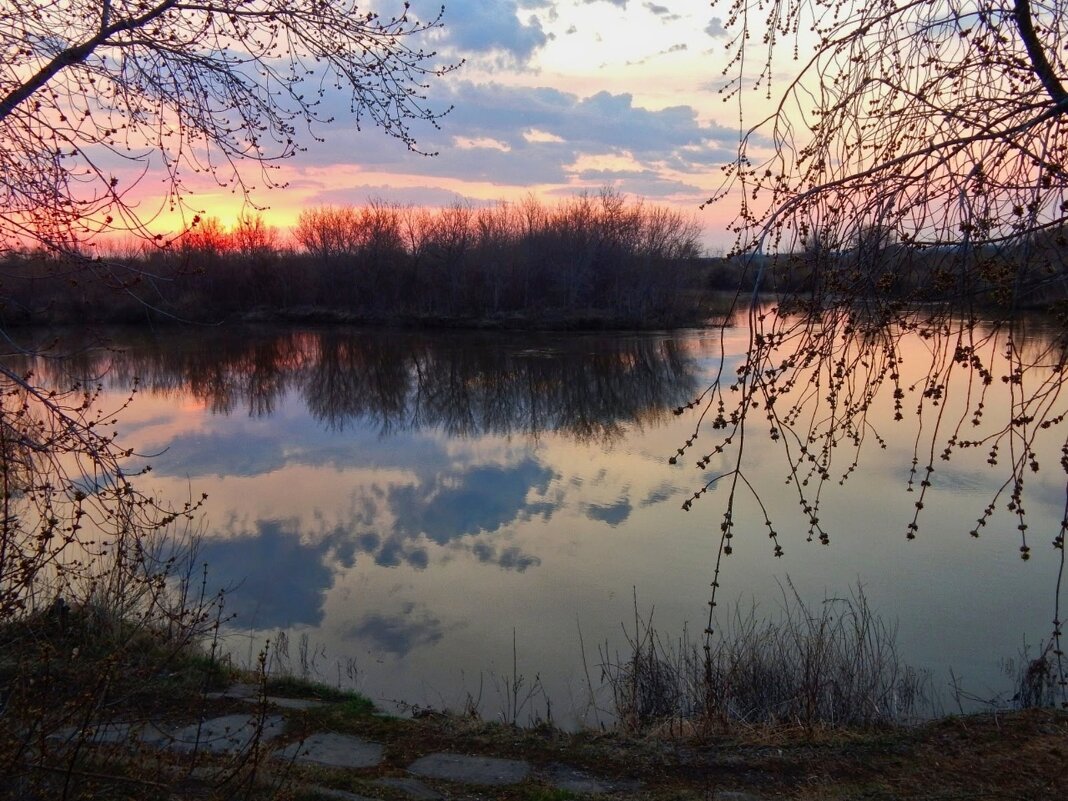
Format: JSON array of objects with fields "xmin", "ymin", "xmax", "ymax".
[
  {"xmin": 53, "ymin": 685, "xmax": 779, "ymax": 800},
  {"xmin": 52, "ymin": 713, "xmax": 288, "ymax": 755},
  {"xmin": 407, "ymin": 753, "xmax": 531, "ymax": 786},
  {"xmin": 291, "ymin": 738, "xmax": 616, "ymax": 798},
  {"xmin": 56, "ymin": 710, "xmax": 621, "ymax": 798},
  {"xmin": 275, "ymin": 732, "xmax": 385, "ymax": 769}
]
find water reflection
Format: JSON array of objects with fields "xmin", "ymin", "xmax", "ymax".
[
  {"xmin": 346, "ymin": 604, "xmax": 452, "ymax": 658},
  {"xmin": 198, "ymin": 520, "xmax": 342, "ymax": 628},
  {"xmin": 22, "ymin": 327, "xmax": 699, "ymax": 442},
  {"xmin": 5, "ymin": 327, "xmax": 705, "ymax": 635},
  {"xmin": 390, "ymin": 458, "xmax": 555, "ymax": 545},
  {"xmin": 4, "ymin": 319, "xmax": 1062, "ymax": 723}
]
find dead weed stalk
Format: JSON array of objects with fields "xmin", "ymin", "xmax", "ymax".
[{"xmin": 600, "ymin": 581, "xmax": 930, "ymax": 732}]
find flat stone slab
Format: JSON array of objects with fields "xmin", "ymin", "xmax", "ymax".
[
  {"xmin": 306, "ymin": 788, "xmax": 380, "ymax": 801},
  {"xmin": 408, "ymin": 753, "xmax": 530, "ymax": 786},
  {"xmin": 55, "ymin": 714, "xmax": 286, "ymax": 755},
  {"xmin": 274, "ymin": 732, "xmax": 384, "ymax": 769},
  {"xmin": 205, "ymin": 684, "xmax": 327, "ymax": 710},
  {"xmin": 373, "ymin": 776, "xmax": 442, "ymax": 799},
  {"xmin": 547, "ymin": 764, "xmax": 610, "ymax": 795},
  {"xmin": 164, "ymin": 714, "xmax": 287, "ymax": 754},
  {"xmin": 50, "ymin": 722, "xmax": 142, "ymax": 747}
]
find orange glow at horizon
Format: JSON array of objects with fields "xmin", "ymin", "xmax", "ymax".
[{"xmin": 107, "ymin": 168, "xmax": 742, "ymax": 254}]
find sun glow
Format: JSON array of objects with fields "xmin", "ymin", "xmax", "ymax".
[{"xmin": 16, "ymin": 2, "xmax": 760, "ymax": 253}]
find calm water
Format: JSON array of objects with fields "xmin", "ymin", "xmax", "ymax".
[{"xmin": 16, "ymin": 320, "xmax": 1065, "ymax": 725}]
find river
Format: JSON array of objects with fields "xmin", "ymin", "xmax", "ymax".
[{"xmin": 10, "ymin": 315, "xmax": 1064, "ymax": 726}]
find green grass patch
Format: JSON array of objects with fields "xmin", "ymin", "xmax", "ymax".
[{"xmin": 265, "ymin": 675, "xmax": 374, "ymax": 709}]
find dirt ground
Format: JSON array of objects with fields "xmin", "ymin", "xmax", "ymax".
[{"xmin": 280, "ymin": 700, "xmax": 1068, "ymax": 801}]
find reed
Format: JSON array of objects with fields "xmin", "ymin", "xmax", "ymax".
[{"xmin": 599, "ymin": 582, "xmax": 931, "ymax": 732}]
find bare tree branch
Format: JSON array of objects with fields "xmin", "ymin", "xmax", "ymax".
[{"xmin": 0, "ymin": 0, "xmax": 457, "ymax": 253}]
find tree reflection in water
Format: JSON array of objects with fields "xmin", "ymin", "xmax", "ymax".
[
  {"xmin": 5, "ymin": 318, "xmax": 1065, "ymax": 715},
  {"xmin": 17, "ymin": 327, "xmax": 703, "ymax": 444}
]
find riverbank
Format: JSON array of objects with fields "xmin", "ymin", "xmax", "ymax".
[
  {"xmin": 232, "ymin": 304, "xmax": 716, "ymax": 331},
  {"xmin": 20, "ymin": 672, "xmax": 1068, "ymax": 801},
  {"xmin": 0, "ymin": 299, "xmax": 719, "ymax": 332},
  {"xmin": 0, "ymin": 192, "xmax": 713, "ymax": 332},
  {"xmin": 3, "ymin": 596, "xmax": 1064, "ymax": 800}
]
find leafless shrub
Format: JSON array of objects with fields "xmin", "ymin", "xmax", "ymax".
[{"xmin": 1005, "ymin": 640, "xmax": 1061, "ymax": 710}]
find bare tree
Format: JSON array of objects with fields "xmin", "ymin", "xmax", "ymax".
[
  {"xmin": 230, "ymin": 213, "xmax": 278, "ymax": 259},
  {"xmin": 0, "ymin": 0, "xmax": 455, "ymax": 254},
  {"xmin": 0, "ymin": 0, "xmax": 454, "ymax": 606},
  {"xmin": 710, "ymin": 0, "xmax": 1066, "ymax": 283},
  {"xmin": 686, "ymin": 0, "xmax": 1068, "ymax": 709},
  {"xmin": 295, "ymin": 206, "xmax": 365, "ymax": 261}
]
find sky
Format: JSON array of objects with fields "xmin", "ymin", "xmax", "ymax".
[{"xmin": 169, "ymin": 1, "xmax": 747, "ymax": 251}]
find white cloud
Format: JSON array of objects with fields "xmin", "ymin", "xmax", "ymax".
[
  {"xmin": 524, "ymin": 128, "xmax": 565, "ymax": 143},
  {"xmin": 425, "ymin": 1, "xmax": 549, "ymax": 63},
  {"xmin": 644, "ymin": 2, "xmax": 680, "ymax": 20},
  {"xmin": 295, "ymin": 80, "xmax": 739, "ymax": 195},
  {"xmin": 454, "ymin": 136, "xmax": 512, "ymax": 151}
]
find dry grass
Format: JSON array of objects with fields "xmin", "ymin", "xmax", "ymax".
[{"xmin": 600, "ymin": 583, "xmax": 931, "ymax": 732}]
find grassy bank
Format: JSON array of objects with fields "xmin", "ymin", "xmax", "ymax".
[
  {"xmin": 5, "ymin": 644, "xmax": 1065, "ymax": 801},
  {"xmin": 4, "ymin": 584, "xmax": 1066, "ymax": 800}
]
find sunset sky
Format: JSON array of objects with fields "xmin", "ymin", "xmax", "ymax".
[{"xmin": 171, "ymin": 1, "xmax": 749, "ymax": 250}]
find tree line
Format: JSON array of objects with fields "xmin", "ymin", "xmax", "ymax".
[
  {"xmin": 0, "ymin": 191, "xmax": 710, "ymax": 329},
  {"xmin": 758, "ymin": 225, "xmax": 1068, "ymax": 313}
]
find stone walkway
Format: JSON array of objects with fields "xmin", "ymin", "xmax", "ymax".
[
  {"xmin": 41, "ymin": 680, "xmax": 1068, "ymax": 801},
  {"xmin": 277, "ymin": 727, "xmax": 620, "ymax": 799},
  {"xmin": 52, "ymin": 683, "xmax": 648, "ymax": 800}
]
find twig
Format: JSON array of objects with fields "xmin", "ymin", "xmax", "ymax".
[{"xmin": 23, "ymin": 760, "xmax": 167, "ymax": 788}]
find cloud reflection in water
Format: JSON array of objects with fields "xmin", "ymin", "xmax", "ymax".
[
  {"xmin": 15, "ymin": 327, "xmax": 704, "ymax": 647},
  {"xmin": 345, "ymin": 602, "xmax": 452, "ymax": 657}
]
